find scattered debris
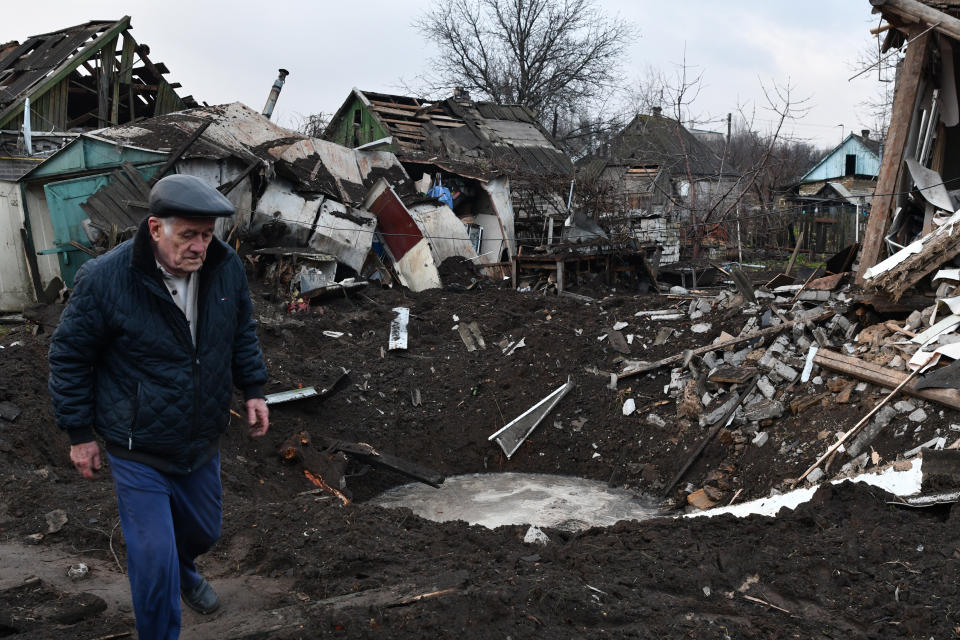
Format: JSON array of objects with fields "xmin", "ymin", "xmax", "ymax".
[
  {"xmin": 489, "ymin": 378, "xmax": 574, "ymax": 458},
  {"xmin": 389, "ymin": 307, "xmax": 410, "ymax": 351},
  {"xmin": 458, "ymin": 321, "xmax": 486, "ymax": 352}
]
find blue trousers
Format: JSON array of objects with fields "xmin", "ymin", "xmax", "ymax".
[{"xmin": 109, "ymin": 452, "xmax": 222, "ymax": 640}]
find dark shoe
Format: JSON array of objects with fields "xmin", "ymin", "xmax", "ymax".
[{"xmin": 181, "ymin": 576, "xmax": 220, "ymax": 614}]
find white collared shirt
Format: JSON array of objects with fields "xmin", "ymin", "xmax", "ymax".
[{"xmin": 156, "ymin": 261, "xmax": 199, "ymax": 346}]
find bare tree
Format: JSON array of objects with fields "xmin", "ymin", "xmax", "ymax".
[
  {"xmin": 290, "ymin": 112, "xmax": 330, "ymax": 139},
  {"xmin": 415, "ymin": 0, "xmax": 635, "ymax": 127},
  {"xmin": 849, "ymin": 36, "xmax": 901, "ymax": 144}
]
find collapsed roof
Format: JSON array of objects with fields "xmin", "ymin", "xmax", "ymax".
[
  {"xmin": 0, "ymin": 16, "xmax": 196, "ymax": 131},
  {"xmin": 90, "ymin": 102, "xmax": 411, "ymax": 206},
  {"xmin": 324, "ymin": 89, "xmax": 573, "ymax": 179}
]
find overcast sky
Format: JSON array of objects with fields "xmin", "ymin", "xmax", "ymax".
[{"xmin": 6, "ymin": 1, "xmax": 887, "ymax": 148}]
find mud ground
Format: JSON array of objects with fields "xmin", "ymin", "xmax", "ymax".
[{"xmin": 2, "ymin": 260, "xmax": 960, "ymax": 638}]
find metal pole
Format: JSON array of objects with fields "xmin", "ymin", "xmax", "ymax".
[
  {"xmin": 736, "ymin": 204, "xmax": 743, "ymax": 263},
  {"xmin": 855, "ymin": 200, "xmax": 861, "ymax": 243}
]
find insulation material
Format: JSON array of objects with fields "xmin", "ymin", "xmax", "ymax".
[
  {"xmin": 408, "ymin": 203, "xmax": 479, "ymax": 265},
  {"xmin": 480, "ymin": 178, "xmax": 516, "ymax": 258},
  {"xmin": 393, "ymin": 239, "xmax": 442, "ymax": 292}
]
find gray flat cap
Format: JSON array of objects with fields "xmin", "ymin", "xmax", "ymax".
[{"xmin": 149, "ymin": 174, "xmax": 235, "ymax": 218}]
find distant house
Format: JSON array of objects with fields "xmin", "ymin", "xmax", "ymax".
[
  {"xmin": 798, "ymin": 129, "xmax": 880, "ymax": 195},
  {"xmin": 0, "ymin": 16, "xmax": 197, "ymax": 310},
  {"xmin": 576, "ymin": 108, "xmax": 739, "ymax": 263},
  {"xmin": 323, "ymin": 88, "xmax": 574, "ymax": 257},
  {"xmin": 780, "ymin": 130, "xmax": 880, "ymax": 254}
]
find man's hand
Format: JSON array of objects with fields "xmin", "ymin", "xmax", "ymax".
[
  {"xmin": 70, "ymin": 441, "xmax": 102, "ymax": 479},
  {"xmin": 246, "ymin": 398, "xmax": 269, "ymax": 437}
]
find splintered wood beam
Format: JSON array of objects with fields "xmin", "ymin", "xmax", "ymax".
[
  {"xmin": 148, "ymin": 119, "xmax": 211, "ymax": 184},
  {"xmin": 98, "ymin": 35, "xmax": 118, "ymax": 126},
  {"xmin": 813, "ymin": 349, "xmax": 960, "ymax": 410},
  {"xmin": 873, "ymin": 0, "xmax": 960, "ymax": 42},
  {"xmin": 857, "ymin": 28, "xmax": 931, "ymax": 283},
  {"xmin": 868, "ymin": 227, "xmax": 960, "ymax": 301}
]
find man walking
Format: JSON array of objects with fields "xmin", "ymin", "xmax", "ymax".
[{"xmin": 49, "ymin": 174, "xmax": 269, "ymax": 639}]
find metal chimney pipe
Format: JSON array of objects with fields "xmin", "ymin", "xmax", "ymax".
[
  {"xmin": 23, "ymin": 97, "xmax": 32, "ymax": 155},
  {"xmin": 262, "ymin": 68, "xmax": 289, "ymax": 120}
]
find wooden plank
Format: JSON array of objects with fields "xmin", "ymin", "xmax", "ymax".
[
  {"xmin": 857, "ymin": 29, "xmax": 931, "ymax": 284},
  {"xmin": 794, "ymin": 362, "xmax": 924, "ymax": 487},
  {"xmin": 813, "ymin": 349, "xmax": 960, "ymax": 410},
  {"xmin": 708, "ymin": 366, "xmax": 758, "ymax": 384},
  {"xmin": 785, "ymin": 230, "xmax": 804, "ymax": 275},
  {"xmin": 120, "ymin": 162, "xmax": 152, "ymax": 196},
  {"xmin": 876, "ymin": 0, "xmax": 960, "ymax": 42},
  {"xmin": 369, "ymin": 98, "xmax": 425, "ymax": 111},
  {"xmin": 118, "ymin": 32, "xmax": 135, "ymax": 84},
  {"xmin": 378, "ymin": 118, "xmax": 426, "ymax": 133}
]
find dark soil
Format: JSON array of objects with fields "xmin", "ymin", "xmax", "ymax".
[{"xmin": 2, "ymin": 269, "xmax": 960, "ymax": 638}]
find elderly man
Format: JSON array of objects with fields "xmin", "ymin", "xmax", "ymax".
[{"xmin": 49, "ymin": 174, "xmax": 269, "ymax": 639}]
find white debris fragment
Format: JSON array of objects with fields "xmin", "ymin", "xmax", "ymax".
[
  {"xmin": 908, "ymin": 408, "xmax": 928, "ymax": 422},
  {"xmin": 67, "ymin": 563, "xmax": 90, "ymax": 580},
  {"xmin": 322, "ymin": 331, "xmax": 344, "ymax": 338},
  {"xmin": 670, "ymin": 286, "xmax": 689, "ymax": 295},
  {"xmin": 622, "ymin": 399, "xmax": 636, "ymax": 416},
  {"xmin": 523, "ymin": 526, "xmax": 550, "ymax": 545},
  {"xmin": 894, "ymin": 400, "xmax": 916, "ymax": 413},
  {"xmin": 613, "ymin": 321, "xmax": 628, "ymax": 331},
  {"xmin": 752, "ymin": 432, "xmax": 769, "ymax": 447},
  {"xmin": 647, "ymin": 414, "xmax": 666, "ymax": 427},
  {"xmin": 626, "ymin": 334, "xmax": 634, "ymax": 344},
  {"xmin": 691, "ymin": 323, "xmax": 712, "ymax": 334},
  {"xmin": 800, "ymin": 345, "xmax": 819, "ymax": 383}
]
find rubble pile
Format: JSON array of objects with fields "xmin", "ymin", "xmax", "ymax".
[{"xmin": 594, "ymin": 264, "xmax": 960, "ymax": 511}]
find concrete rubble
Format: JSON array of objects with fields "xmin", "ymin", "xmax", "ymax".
[{"xmin": 604, "ymin": 262, "xmax": 960, "ymax": 511}]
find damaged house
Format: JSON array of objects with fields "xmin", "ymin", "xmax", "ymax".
[
  {"xmin": 323, "ymin": 88, "xmax": 575, "ymax": 263},
  {"xmin": 0, "ymin": 16, "xmax": 197, "ymax": 310},
  {"xmin": 781, "ymin": 129, "xmax": 879, "ymax": 254},
  {"xmin": 12, "ymin": 101, "xmax": 494, "ymax": 306},
  {"xmin": 576, "ymin": 107, "xmax": 741, "ymax": 265}
]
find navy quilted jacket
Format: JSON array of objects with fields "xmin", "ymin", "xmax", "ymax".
[{"xmin": 49, "ymin": 219, "xmax": 267, "ymax": 474}]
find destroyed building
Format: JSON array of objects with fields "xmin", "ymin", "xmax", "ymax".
[
  {"xmin": 5, "ymin": 101, "xmax": 504, "ymax": 308},
  {"xmin": 0, "ymin": 16, "xmax": 197, "ymax": 310},
  {"xmin": 859, "ymin": 0, "xmax": 960, "ymax": 290},
  {"xmin": 323, "ymin": 88, "xmax": 575, "ymax": 258},
  {"xmin": 576, "ymin": 108, "xmax": 741, "ymax": 265}
]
